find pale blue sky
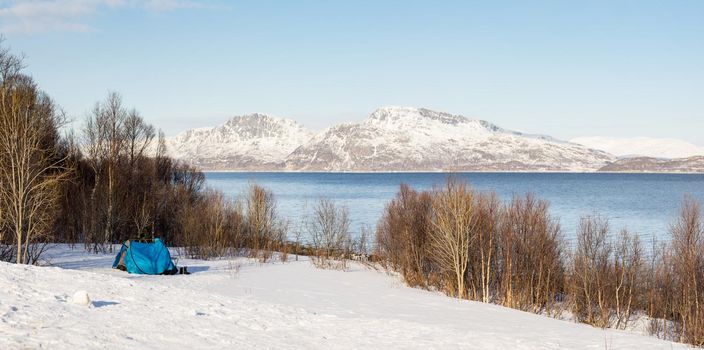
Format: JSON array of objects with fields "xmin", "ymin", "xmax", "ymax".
[{"xmin": 2, "ymin": 0, "xmax": 703, "ymax": 144}]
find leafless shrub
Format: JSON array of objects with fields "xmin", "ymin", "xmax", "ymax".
[
  {"xmin": 642, "ymin": 199, "xmax": 704, "ymax": 345},
  {"xmin": 498, "ymin": 194, "xmax": 564, "ymax": 314},
  {"xmin": 354, "ymin": 224, "xmax": 372, "ymax": 258},
  {"xmin": 569, "ymin": 215, "xmax": 613, "ymax": 328},
  {"xmin": 179, "ymin": 190, "xmax": 244, "ymax": 259},
  {"xmin": 245, "ymin": 184, "xmax": 285, "ymax": 262},
  {"xmin": 612, "ymin": 229, "xmax": 643, "ymax": 330},
  {"xmin": 277, "ymin": 221, "xmax": 290, "ymax": 260},
  {"xmin": 645, "ymin": 240, "xmax": 675, "ymax": 339},
  {"xmin": 667, "ymin": 198, "xmax": 704, "ymax": 345},
  {"xmin": 375, "ymin": 183, "xmax": 433, "ymax": 287},
  {"xmin": 291, "ymin": 208, "xmax": 306, "ymax": 261},
  {"xmin": 307, "ymin": 198, "xmax": 351, "ymax": 269},
  {"xmin": 375, "ymin": 181, "xmax": 564, "ymax": 311},
  {"xmin": 373, "ymin": 182, "xmax": 704, "ymax": 347},
  {"xmin": 375, "ymin": 181, "xmax": 563, "ymax": 313},
  {"xmin": 567, "ymin": 216, "xmax": 646, "ymax": 330}
]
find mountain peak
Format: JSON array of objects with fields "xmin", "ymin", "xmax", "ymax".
[
  {"xmin": 228, "ymin": 112, "xmax": 271, "ymax": 121},
  {"xmin": 366, "ymin": 106, "xmax": 469, "ymax": 126},
  {"xmin": 224, "ymin": 113, "xmax": 295, "ymax": 127},
  {"xmin": 167, "ymin": 113, "xmax": 313, "ymax": 169}
]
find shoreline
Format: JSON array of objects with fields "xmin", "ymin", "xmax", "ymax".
[{"xmin": 201, "ymin": 169, "xmax": 704, "ymax": 175}]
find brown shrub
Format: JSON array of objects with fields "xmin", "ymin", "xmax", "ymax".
[
  {"xmin": 498, "ymin": 194, "xmax": 564, "ymax": 314},
  {"xmin": 178, "ymin": 190, "xmax": 244, "ymax": 259},
  {"xmin": 667, "ymin": 198, "xmax": 704, "ymax": 345},
  {"xmin": 569, "ymin": 215, "xmax": 613, "ymax": 327},
  {"xmin": 375, "ymin": 183, "xmax": 433, "ymax": 287},
  {"xmin": 245, "ymin": 184, "xmax": 285, "ymax": 262},
  {"xmin": 375, "ymin": 180, "xmax": 564, "ymax": 313}
]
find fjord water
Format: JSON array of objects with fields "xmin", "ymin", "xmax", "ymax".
[{"xmin": 205, "ymin": 172, "xmax": 704, "ymax": 243}]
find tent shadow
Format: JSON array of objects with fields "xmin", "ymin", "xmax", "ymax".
[
  {"xmin": 92, "ymin": 301, "xmax": 120, "ymax": 308},
  {"xmin": 186, "ymin": 266, "xmax": 210, "ymax": 273}
]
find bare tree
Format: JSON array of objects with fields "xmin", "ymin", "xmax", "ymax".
[
  {"xmin": 0, "ymin": 37, "xmax": 22, "ymax": 81},
  {"xmin": 246, "ymin": 183, "xmax": 283, "ymax": 261},
  {"xmin": 307, "ymin": 198, "xmax": 351, "ymax": 269},
  {"xmin": 83, "ymin": 92, "xmax": 126, "ymax": 251},
  {"xmin": 124, "ymin": 108, "xmax": 155, "ymax": 167},
  {"xmin": 474, "ymin": 192, "xmax": 499, "ymax": 302},
  {"xmin": 428, "ymin": 179, "xmax": 476, "ymax": 299},
  {"xmin": 612, "ymin": 229, "xmax": 643, "ymax": 329},
  {"xmin": 570, "ymin": 215, "xmax": 612, "ymax": 328},
  {"xmin": 0, "ymin": 49, "xmax": 69, "ymax": 264},
  {"xmin": 669, "ymin": 197, "xmax": 704, "ymax": 345}
]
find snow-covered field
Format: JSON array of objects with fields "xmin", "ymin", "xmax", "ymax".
[{"xmin": 0, "ymin": 246, "xmax": 687, "ymax": 349}]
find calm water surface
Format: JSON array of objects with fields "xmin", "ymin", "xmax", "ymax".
[{"xmin": 205, "ymin": 172, "xmax": 704, "ymax": 243}]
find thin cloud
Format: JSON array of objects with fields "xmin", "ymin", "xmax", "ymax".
[
  {"xmin": 144, "ymin": 0, "xmax": 203, "ymax": 12},
  {"xmin": 0, "ymin": 0, "xmax": 210, "ymax": 34}
]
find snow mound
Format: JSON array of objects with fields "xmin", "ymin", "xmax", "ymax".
[{"xmin": 71, "ymin": 290, "xmax": 91, "ymax": 306}]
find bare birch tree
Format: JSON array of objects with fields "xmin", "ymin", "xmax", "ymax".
[
  {"xmin": 0, "ymin": 46, "xmax": 69, "ymax": 264},
  {"xmin": 570, "ymin": 215, "xmax": 612, "ymax": 327},
  {"xmin": 612, "ymin": 229, "xmax": 643, "ymax": 329},
  {"xmin": 474, "ymin": 192, "xmax": 499, "ymax": 302},
  {"xmin": 428, "ymin": 179, "xmax": 476, "ymax": 299},
  {"xmin": 83, "ymin": 92, "xmax": 126, "ymax": 251}
]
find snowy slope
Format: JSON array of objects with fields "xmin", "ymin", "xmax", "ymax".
[
  {"xmin": 167, "ymin": 113, "xmax": 313, "ymax": 170},
  {"xmin": 0, "ymin": 246, "xmax": 686, "ymax": 349},
  {"xmin": 571, "ymin": 136, "xmax": 704, "ymax": 159},
  {"xmin": 285, "ymin": 107, "xmax": 614, "ymax": 171}
]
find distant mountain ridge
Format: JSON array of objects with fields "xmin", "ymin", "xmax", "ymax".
[
  {"xmin": 165, "ymin": 107, "xmax": 701, "ymax": 172},
  {"xmin": 283, "ymin": 106, "xmax": 612, "ymax": 171},
  {"xmin": 599, "ymin": 156, "xmax": 704, "ymax": 173},
  {"xmin": 571, "ymin": 136, "xmax": 704, "ymax": 159}
]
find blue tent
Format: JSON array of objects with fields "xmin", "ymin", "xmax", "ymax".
[{"xmin": 112, "ymin": 238, "xmax": 177, "ymax": 275}]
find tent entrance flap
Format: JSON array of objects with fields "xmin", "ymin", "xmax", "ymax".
[{"xmin": 112, "ymin": 238, "xmax": 177, "ymax": 275}]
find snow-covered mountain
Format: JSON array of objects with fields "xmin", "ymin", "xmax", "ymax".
[
  {"xmin": 571, "ymin": 136, "xmax": 704, "ymax": 159},
  {"xmin": 284, "ymin": 107, "xmax": 614, "ymax": 171},
  {"xmin": 167, "ymin": 113, "xmax": 313, "ymax": 170},
  {"xmin": 165, "ymin": 108, "xmax": 704, "ymax": 172}
]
